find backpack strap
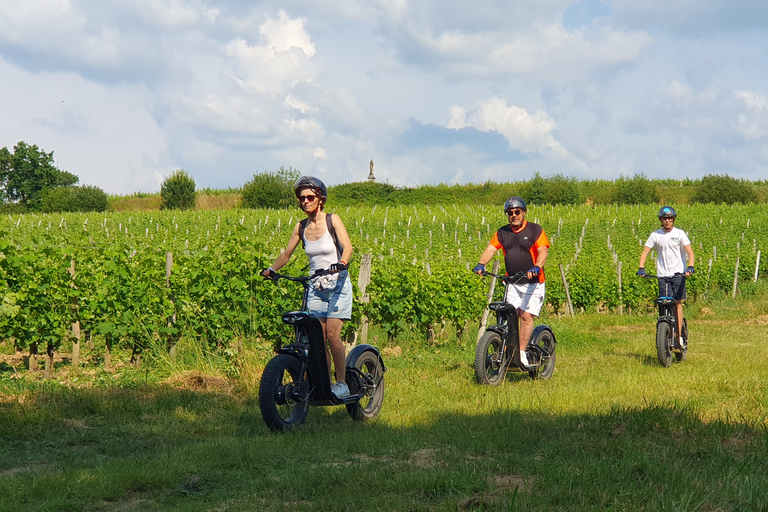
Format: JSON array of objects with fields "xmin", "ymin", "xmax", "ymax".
[
  {"xmin": 299, "ymin": 218, "xmax": 308, "ymax": 249},
  {"xmin": 325, "ymin": 213, "xmax": 344, "ymax": 261},
  {"xmin": 299, "ymin": 214, "xmax": 344, "ymax": 261}
]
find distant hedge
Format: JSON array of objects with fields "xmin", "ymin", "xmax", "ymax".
[
  {"xmin": 691, "ymin": 174, "xmax": 758, "ymax": 204},
  {"xmin": 241, "ymin": 167, "xmax": 301, "ymax": 209},
  {"xmin": 40, "ymin": 185, "xmax": 109, "ymax": 213},
  {"xmin": 326, "ymin": 175, "xmax": 768, "ymax": 208}
]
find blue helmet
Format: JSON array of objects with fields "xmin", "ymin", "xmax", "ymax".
[{"xmin": 658, "ymin": 206, "xmax": 677, "ymax": 219}]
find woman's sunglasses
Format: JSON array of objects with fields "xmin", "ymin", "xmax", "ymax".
[{"xmin": 299, "ymin": 194, "xmax": 317, "ymax": 202}]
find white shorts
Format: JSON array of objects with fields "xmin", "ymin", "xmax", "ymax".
[{"xmin": 504, "ymin": 281, "xmax": 545, "ymax": 317}]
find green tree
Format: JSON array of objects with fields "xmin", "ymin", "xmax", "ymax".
[
  {"xmin": 613, "ymin": 174, "xmax": 659, "ymax": 204},
  {"xmin": 40, "ymin": 185, "xmax": 109, "ymax": 213},
  {"xmin": 241, "ymin": 167, "xmax": 301, "ymax": 209},
  {"xmin": 0, "ymin": 141, "xmax": 79, "ymax": 210},
  {"xmin": 691, "ymin": 174, "xmax": 758, "ymax": 204},
  {"xmin": 160, "ymin": 170, "xmax": 196, "ymax": 210}
]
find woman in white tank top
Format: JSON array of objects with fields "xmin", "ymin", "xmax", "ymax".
[{"xmin": 261, "ymin": 177, "xmax": 354, "ymax": 398}]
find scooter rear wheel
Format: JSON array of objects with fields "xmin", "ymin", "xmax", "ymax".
[
  {"xmin": 474, "ymin": 331, "xmax": 508, "ymax": 385},
  {"xmin": 528, "ymin": 329, "xmax": 556, "ymax": 380},
  {"xmin": 259, "ymin": 354, "xmax": 309, "ymax": 432},
  {"xmin": 345, "ymin": 351, "xmax": 385, "ymax": 421}
]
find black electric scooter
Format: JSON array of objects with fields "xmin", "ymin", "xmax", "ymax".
[
  {"xmin": 640, "ymin": 272, "xmax": 688, "ymax": 367},
  {"xmin": 259, "ymin": 270, "xmax": 386, "ymax": 432},
  {"xmin": 473, "ymin": 271, "xmax": 557, "ymax": 385}
]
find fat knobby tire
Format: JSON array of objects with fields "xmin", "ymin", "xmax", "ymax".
[
  {"xmin": 528, "ymin": 329, "xmax": 556, "ymax": 380},
  {"xmin": 656, "ymin": 322, "xmax": 673, "ymax": 368},
  {"xmin": 345, "ymin": 351, "xmax": 385, "ymax": 421},
  {"xmin": 474, "ymin": 331, "xmax": 507, "ymax": 385},
  {"xmin": 259, "ymin": 354, "xmax": 309, "ymax": 432}
]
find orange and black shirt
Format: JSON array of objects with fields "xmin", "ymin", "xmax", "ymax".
[{"xmin": 489, "ymin": 220, "xmax": 550, "ymax": 283}]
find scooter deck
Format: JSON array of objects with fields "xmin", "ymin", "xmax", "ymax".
[{"xmin": 310, "ymin": 392, "xmax": 366, "ymax": 407}]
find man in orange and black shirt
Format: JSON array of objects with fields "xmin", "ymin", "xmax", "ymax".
[{"xmin": 473, "ymin": 196, "xmax": 550, "ymax": 368}]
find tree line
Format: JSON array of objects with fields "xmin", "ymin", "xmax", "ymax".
[
  {"xmin": 240, "ymin": 170, "xmax": 768, "ymax": 210},
  {"xmin": 3, "ymin": 140, "xmax": 766, "ymax": 214}
]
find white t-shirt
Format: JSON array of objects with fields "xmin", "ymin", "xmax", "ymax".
[{"xmin": 644, "ymin": 227, "xmax": 691, "ymax": 277}]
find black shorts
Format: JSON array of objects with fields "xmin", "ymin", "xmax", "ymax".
[{"xmin": 658, "ymin": 275, "xmax": 686, "ymax": 301}]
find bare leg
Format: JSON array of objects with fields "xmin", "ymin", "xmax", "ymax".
[
  {"xmin": 321, "ymin": 318, "xmax": 347, "ymax": 385},
  {"xmin": 518, "ymin": 310, "xmax": 535, "ymax": 354},
  {"xmin": 675, "ymin": 301, "xmax": 685, "ymax": 343}
]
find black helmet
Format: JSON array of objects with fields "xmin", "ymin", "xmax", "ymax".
[
  {"xmin": 503, "ymin": 196, "xmax": 527, "ymax": 214},
  {"xmin": 294, "ymin": 176, "xmax": 327, "ymax": 203},
  {"xmin": 658, "ymin": 206, "xmax": 677, "ymax": 219}
]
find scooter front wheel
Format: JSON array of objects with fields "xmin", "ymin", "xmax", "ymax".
[
  {"xmin": 259, "ymin": 354, "xmax": 309, "ymax": 432},
  {"xmin": 676, "ymin": 318, "xmax": 688, "ymax": 362},
  {"xmin": 346, "ymin": 350, "xmax": 385, "ymax": 421},
  {"xmin": 474, "ymin": 331, "xmax": 508, "ymax": 385},
  {"xmin": 656, "ymin": 322, "xmax": 673, "ymax": 368}
]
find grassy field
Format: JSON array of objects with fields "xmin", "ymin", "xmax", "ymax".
[{"xmin": 2, "ymin": 294, "xmax": 768, "ymax": 511}]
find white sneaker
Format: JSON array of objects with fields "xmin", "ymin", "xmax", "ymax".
[
  {"xmin": 519, "ymin": 351, "xmax": 530, "ymax": 367},
  {"xmin": 331, "ymin": 382, "xmax": 349, "ymax": 398}
]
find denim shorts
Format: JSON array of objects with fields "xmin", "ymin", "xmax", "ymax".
[{"xmin": 307, "ymin": 271, "xmax": 353, "ymax": 320}]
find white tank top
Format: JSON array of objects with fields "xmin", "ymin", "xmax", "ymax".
[{"xmin": 304, "ymin": 228, "xmax": 338, "ymax": 274}]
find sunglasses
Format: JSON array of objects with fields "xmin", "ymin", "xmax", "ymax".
[
  {"xmin": 506, "ymin": 209, "xmax": 524, "ymax": 216},
  {"xmin": 299, "ymin": 194, "xmax": 317, "ymax": 203}
]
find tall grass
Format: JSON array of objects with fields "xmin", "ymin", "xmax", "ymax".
[{"xmin": 2, "ymin": 296, "xmax": 768, "ymax": 510}]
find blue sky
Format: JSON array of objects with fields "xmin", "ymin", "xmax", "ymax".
[{"xmin": 1, "ymin": 0, "xmax": 766, "ymax": 194}]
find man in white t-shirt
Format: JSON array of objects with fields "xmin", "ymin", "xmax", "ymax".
[{"xmin": 637, "ymin": 206, "xmax": 695, "ymax": 347}]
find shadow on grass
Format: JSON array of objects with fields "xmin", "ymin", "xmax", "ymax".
[
  {"xmin": 602, "ymin": 351, "xmax": 660, "ymax": 366},
  {"xmin": 1, "ymin": 383, "xmax": 767, "ymax": 511}
]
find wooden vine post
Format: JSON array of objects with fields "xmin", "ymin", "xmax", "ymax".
[
  {"xmin": 559, "ymin": 263, "xmax": 574, "ymax": 318},
  {"xmin": 477, "ymin": 260, "xmax": 501, "ymax": 342},
  {"xmin": 732, "ymin": 257, "xmax": 740, "ymax": 299},
  {"xmin": 69, "ymin": 259, "xmax": 81, "ymax": 368},
  {"xmin": 356, "ymin": 254, "xmax": 372, "ymax": 347},
  {"xmin": 754, "ymin": 251, "xmax": 761, "ymax": 283},
  {"xmin": 166, "ymin": 251, "xmax": 177, "ymax": 358},
  {"xmin": 44, "ymin": 340, "xmax": 54, "ymax": 380},
  {"xmin": 617, "ymin": 261, "xmax": 623, "ymax": 315},
  {"xmin": 29, "ymin": 342, "xmax": 38, "ymax": 373}
]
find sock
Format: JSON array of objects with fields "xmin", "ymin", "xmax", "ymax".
[{"xmin": 519, "ymin": 351, "xmax": 529, "ymax": 366}]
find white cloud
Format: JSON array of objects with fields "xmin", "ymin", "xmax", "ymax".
[
  {"xmin": 225, "ymin": 11, "xmax": 317, "ymax": 95},
  {"xmin": 734, "ymin": 91, "xmax": 768, "ymax": 140},
  {"xmin": 448, "ymin": 97, "xmax": 583, "ymax": 165},
  {"xmin": 1, "ymin": 1, "xmax": 767, "ymax": 194}
]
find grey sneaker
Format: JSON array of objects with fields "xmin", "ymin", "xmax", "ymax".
[{"xmin": 331, "ymin": 382, "xmax": 349, "ymax": 398}]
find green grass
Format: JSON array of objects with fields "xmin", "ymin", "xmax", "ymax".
[{"xmin": 2, "ymin": 298, "xmax": 768, "ymax": 511}]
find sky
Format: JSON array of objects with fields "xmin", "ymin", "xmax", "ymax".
[{"xmin": 1, "ymin": 0, "xmax": 767, "ymax": 195}]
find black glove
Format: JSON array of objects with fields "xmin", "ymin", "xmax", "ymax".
[
  {"xmin": 472, "ymin": 263, "xmax": 485, "ymax": 274},
  {"xmin": 686, "ymin": 266, "xmax": 694, "ymax": 275},
  {"xmin": 636, "ymin": 268, "xmax": 646, "ymax": 277},
  {"xmin": 528, "ymin": 266, "xmax": 541, "ymax": 277},
  {"xmin": 329, "ymin": 262, "xmax": 347, "ymax": 273},
  {"xmin": 261, "ymin": 268, "xmax": 276, "ymax": 279}
]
